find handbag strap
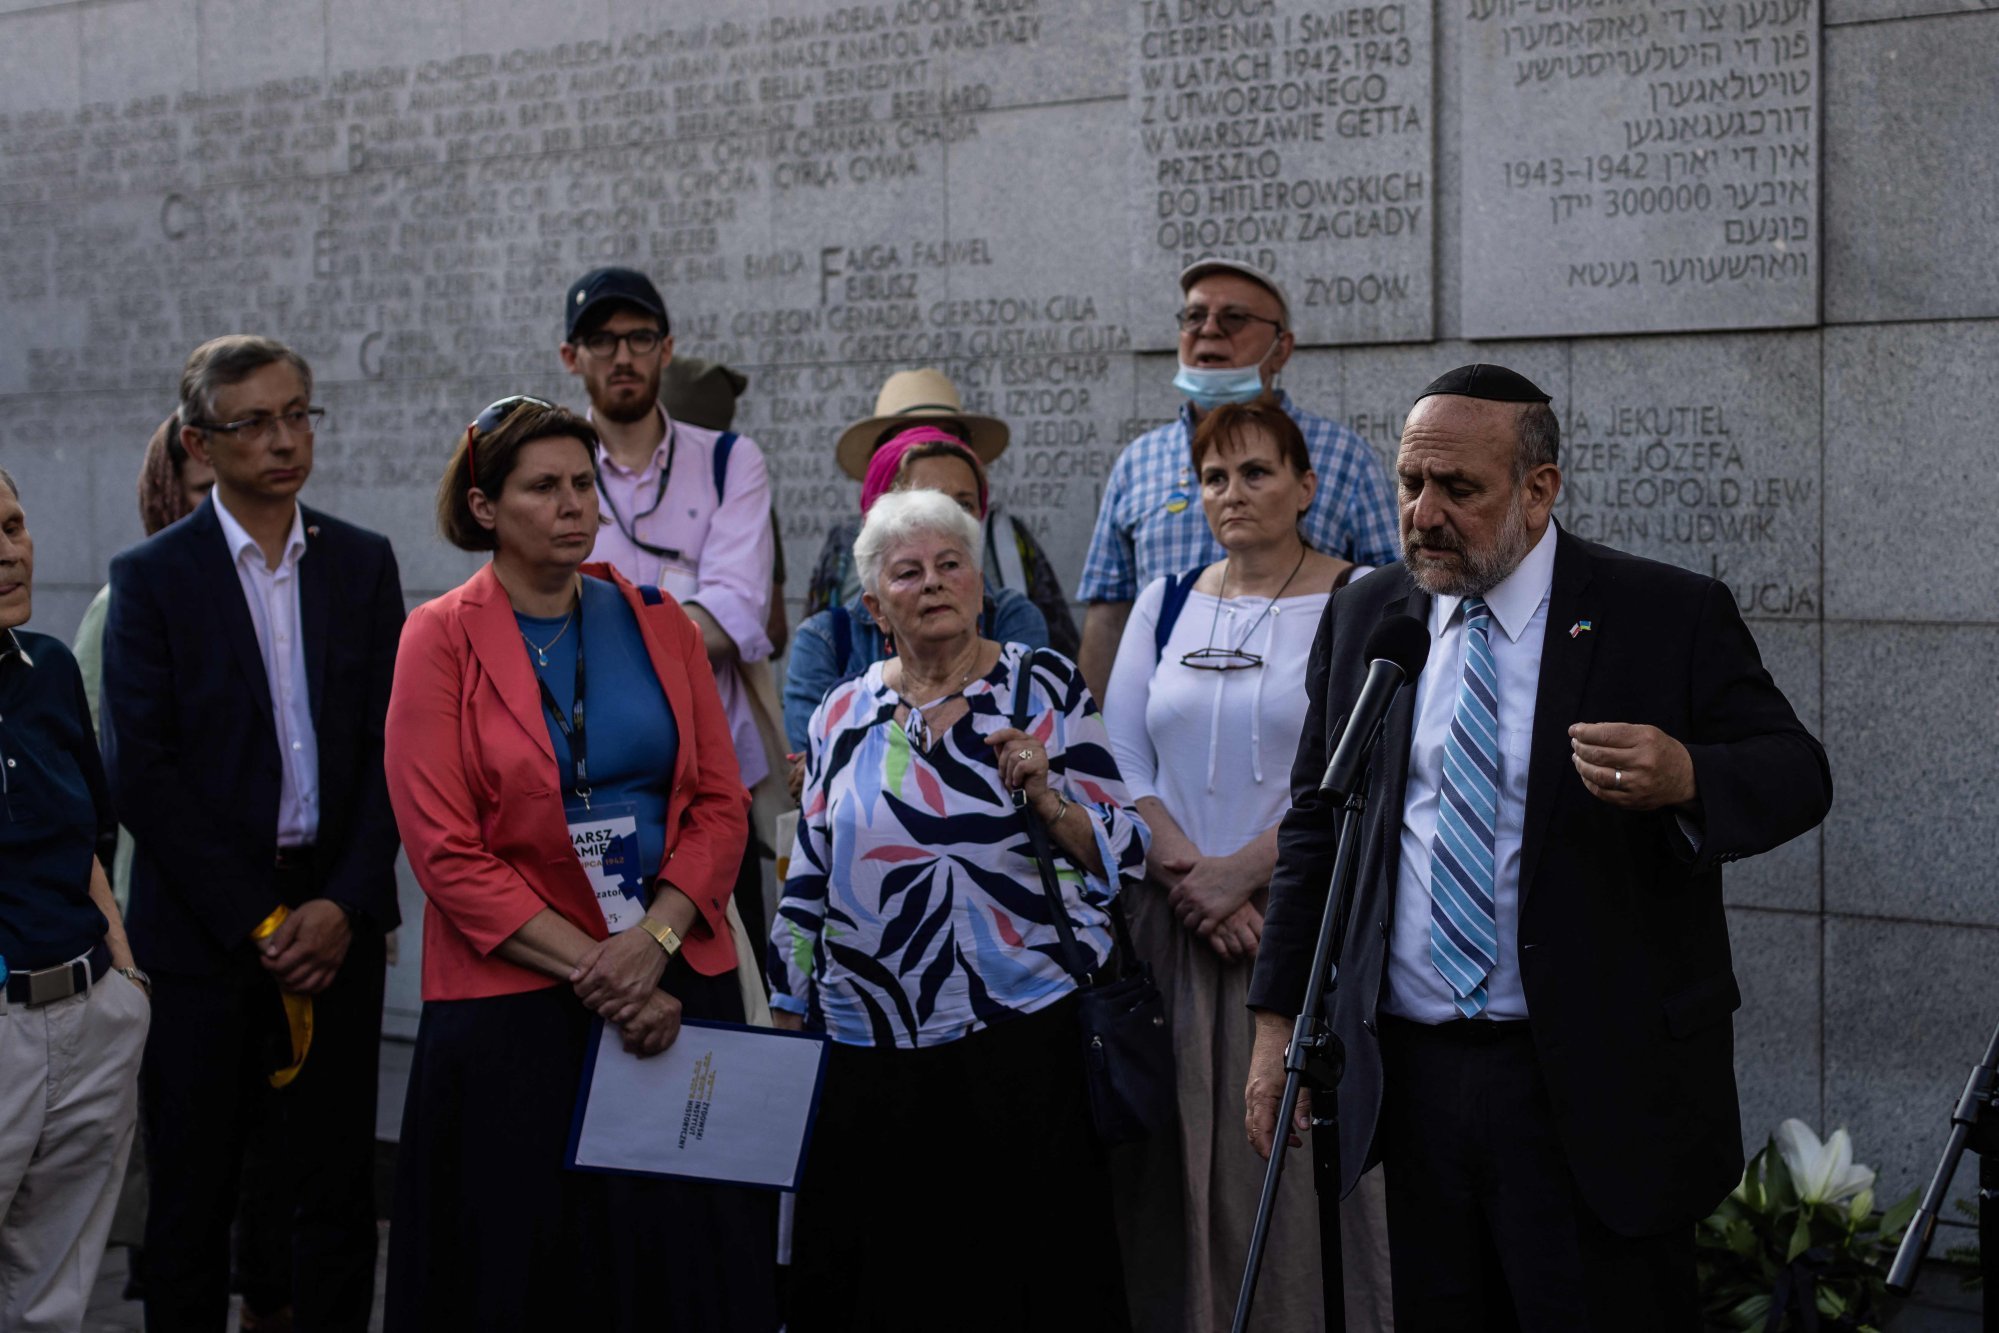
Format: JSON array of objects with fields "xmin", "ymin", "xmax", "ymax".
[{"xmin": 1008, "ymin": 649, "xmax": 1141, "ymax": 985}]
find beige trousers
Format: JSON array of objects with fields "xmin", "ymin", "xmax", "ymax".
[{"xmin": 0, "ymin": 971, "xmax": 149, "ymax": 1333}]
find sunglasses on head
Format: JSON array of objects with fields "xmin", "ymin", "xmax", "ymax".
[{"xmin": 464, "ymin": 395, "xmax": 554, "ymax": 484}]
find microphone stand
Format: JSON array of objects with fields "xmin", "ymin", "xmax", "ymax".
[
  {"xmin": 1231, "ymin": 767, "xmax": 1373, "ymax": 1333},
  {"xmin": 1886, "ymin": 1013, "xmax": 1999, "ymax": 1328}
]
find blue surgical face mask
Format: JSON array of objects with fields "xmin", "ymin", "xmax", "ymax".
[{"xmin": 1172, "ymin": 338, "xmax": 1279, "ymax": 410}]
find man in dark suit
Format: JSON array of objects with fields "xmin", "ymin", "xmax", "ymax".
[
  {"xmin": 1245, "ymin": 365, "xmax": 1831, "ymax": 1329},
  {"xmin": 103, "ymin": 335, "xmax": 404, "ymax": 1332}
]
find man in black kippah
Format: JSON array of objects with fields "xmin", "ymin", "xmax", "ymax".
[{"xmin": 1246, "ymin": 366, "xmax": 1832, "ymax": 1328}]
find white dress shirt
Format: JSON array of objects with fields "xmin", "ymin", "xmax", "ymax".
[
  {"xmin": 213, "ymin": 494, "xmax": 320, "ymax": 847},
  {"xmin": 1383, "ymin": 521, "xmax": 1557, "ymax": 1023}
]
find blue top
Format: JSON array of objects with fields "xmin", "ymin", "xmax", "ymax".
[
  {"xmin": 516, "ymin": 576, "xmax": 680, "ymax": 880},
  {"xmin": 0, "ymin": 629, "xmax": 112, "ymax": 970},
  {"xmin": 1077, "ymin": 389, "xmax": 1400, "ymax": 602},
  {"xmin": 780, "ymin": 587, "xmax": 1050, "ymax": 753}
]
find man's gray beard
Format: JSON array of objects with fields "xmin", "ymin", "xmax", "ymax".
[{"xmin": 1405, "ymin": 497, "xmax": 1531, "ymax": 599}]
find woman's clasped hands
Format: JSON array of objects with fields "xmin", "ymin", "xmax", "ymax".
[
  {"xmin": 1149, "ymin": 821, "xmax": 1266, "ymax": 962},
  {"xmin": 570, "ymin": 925, "xmax": 683, "ymax": 1056}
]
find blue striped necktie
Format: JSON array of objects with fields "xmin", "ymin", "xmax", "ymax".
[{"xmin": 1430, "ymin": 597, "xmax": 1500, "ymax": 1017}]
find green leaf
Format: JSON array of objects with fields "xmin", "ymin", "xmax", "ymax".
[
  {"xmin": 1728, "ymin": 1292, "xmax": 1772, "ymax": 1327},
  {"xmin": 1878, "ymin": 1189, "xmax": 1920, "ymax": 1240},
  {"xmin": 1739, "ymin": 1146, "xmax": 1771, "ymax": 1212},
  {"xmin": 1787, "ymin": 1210, "xmax": 1814, "ymax": 1262}
]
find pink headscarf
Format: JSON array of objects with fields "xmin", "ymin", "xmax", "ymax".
[{"xmin": 859, "ymin": 425, "xmax": 989, "ymax": 517}]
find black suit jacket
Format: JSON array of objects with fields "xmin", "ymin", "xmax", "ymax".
[
  {"xmin": 1247, "ymin": 528, "xmax": 1831, "ymax": 1237},
  {"xmin": 103, "ymin": 497, "xmax": 405, "ymax": 977}
]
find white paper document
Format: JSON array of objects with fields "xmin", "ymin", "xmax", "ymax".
[{"xmin": 567, "ymin": 1019, "xmax": 829, "ymax": 1191}]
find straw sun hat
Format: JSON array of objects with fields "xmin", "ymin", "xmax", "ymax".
[{"xmin": 833, "ymin": 368, "xmax": 1009, "ymax": 482}]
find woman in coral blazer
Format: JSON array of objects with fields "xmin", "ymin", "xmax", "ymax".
[{"xmin": 382, "ymin": 397, "xmax": 775, "ymax": 1333}]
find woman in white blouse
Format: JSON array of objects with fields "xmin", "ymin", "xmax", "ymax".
[{"xmin": 1103, "ymin": 395, "xmax": 1392, "ymax": 1332}]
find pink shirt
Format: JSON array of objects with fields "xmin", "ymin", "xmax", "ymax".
[{"xmin": 589, "ymin": 404, "xmax": 774, "ymax": 788}]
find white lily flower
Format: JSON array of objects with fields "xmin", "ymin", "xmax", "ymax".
[{"xmin": 1774, "ymin": 1119, "xmax": 1876, "ymax": 1205}]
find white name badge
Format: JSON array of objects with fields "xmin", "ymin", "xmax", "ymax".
[
  {"xmin": 656, "ymin": 562, "xmax": 700, "ymax": 604},
  {"xmin": 567, "ymin": 800, "xmax": 647, "ymax": 934}
]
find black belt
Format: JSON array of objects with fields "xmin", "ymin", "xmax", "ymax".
[
  {"xmin": 274, "ymin": 844, "xmax": 320, "ymax": 873},
  {"xmin": 5, "ymin": 941, "xmax": 113, "ymax": 1007},
  {"xmin": 1380, "ymin": 1012, "xmax": 1532, "ymax": 1044}
]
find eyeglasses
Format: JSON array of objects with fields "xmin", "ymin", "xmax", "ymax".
[
  {"xmin": 1176, "ymin": 306, "xmax": 1285, "ymax": 339},
  {"xmin": 575, "ymin": 328, "xmax": 666, "ymax": 359},
  {"xmin": 1178, "ymin": 647, "xmax": 1264, "ymax": 672},
  {"xmin": 193, "ymin": 408, "xmax": 324, "ymax": 445},
  {"xmin": 464, "ymin": 396, "xmax": 554, "ymax": 483}
]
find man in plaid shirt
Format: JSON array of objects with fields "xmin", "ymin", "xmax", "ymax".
[{"xmin": 1076, "ymin": 258, "xmax": 1401, "ymax": 695}]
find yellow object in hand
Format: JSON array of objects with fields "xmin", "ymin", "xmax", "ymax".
[{"xmin": 251, "ymin": 906, "xmax": 315, "ymax": 1089}]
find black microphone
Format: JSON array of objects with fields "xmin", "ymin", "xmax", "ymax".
[{"xmin": 1318, "ymin": 614, "xmax": 1431, "ymax": 803}]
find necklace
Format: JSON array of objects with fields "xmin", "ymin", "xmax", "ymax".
[
  {"xmin": 521, "ymin": 606, "xmax": 576, "ymax": 667},
  {"xmin": 1181, "ymin": 546, "xmax": 1309, "ymax": 672},
  {"xmin": 895, "ymin": 646, "xmax": 983, "ymax": 750}
]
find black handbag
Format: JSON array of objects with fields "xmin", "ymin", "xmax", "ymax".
[{"xmin": 1009, "ymin": 651, "xmax": 1175, "ymax": 1146}]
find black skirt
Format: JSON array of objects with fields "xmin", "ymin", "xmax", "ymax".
[
  {"xmin": 384, "ymin": 959, "xmax": 778, "ymax": 1333},
  {"xmin": 788, "ymin": 994, "xmax": 1130, "ymax": 1333}
]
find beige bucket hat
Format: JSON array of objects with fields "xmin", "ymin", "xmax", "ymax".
[{"xmin": 834, "ymin": 368, "xmax": 1009, "ymax": 481}]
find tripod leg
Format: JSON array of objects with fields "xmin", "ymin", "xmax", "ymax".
[
  {"xmin": 1982, "ymin": 1143, "xmax": 1999, "ymax": 1333},
  {"xmin": 1314, "ymin": 1120, "xmax": 1347, "ymax": 1333}
]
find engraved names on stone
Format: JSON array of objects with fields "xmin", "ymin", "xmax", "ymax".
[
  {"xmin": 1130, "ymin": 0, "xmax": 1433, "ymax": 348},
  {"xmin": 1558, "ymin": 336, "xmax": 1820, "ymax": 617},
  {"xmin": 1459, "ymin": 0, "xmax": 1819, "ymax": 337},
  {"xmin": 0, "ymin": 9, "xmax": 1133, "ymax": 588}
]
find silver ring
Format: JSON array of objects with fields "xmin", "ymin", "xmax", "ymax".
[
  {"xmin": 1018, "ymin": 748, "xmax": 1034, "ymax": 760},
  {"xmin": 1614, "ymin": 769, "xmax": 1622, "ymax": 787}
]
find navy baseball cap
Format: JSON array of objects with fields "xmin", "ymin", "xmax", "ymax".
[{"xmin": 564, "ymin": 267, "xmax": 669, "ymax": 341}]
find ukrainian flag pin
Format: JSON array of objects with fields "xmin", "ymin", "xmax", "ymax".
[{"xmin": 1569, "ymin": 620, "xmax": 1593, "ymax": 638}]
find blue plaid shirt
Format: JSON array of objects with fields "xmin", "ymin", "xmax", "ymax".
[{"xmin": 1078, "ymin": 391, "xmax": 1401, "ymax": 601}]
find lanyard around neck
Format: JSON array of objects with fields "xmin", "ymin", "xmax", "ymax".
[
  {"xmin": 594, "ymin": 424, "xmax": 682, "ymax": 563},
  {"xmin": 532, "ymin": 589, "xmax": 592, "ymax": 808}
]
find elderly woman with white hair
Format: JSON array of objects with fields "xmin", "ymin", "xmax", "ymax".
[{"xmin": 770, "ymin": 487, "xmax": 1148, "ymax": 1332}]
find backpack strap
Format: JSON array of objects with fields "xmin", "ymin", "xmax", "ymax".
[
  {"xmin": 1153, "ymin": 564, "xmax": 1208, "ymax": 662},
  {"xmin": 990, "ymin": 510, "xmax": 1030, "ymax": 595},
  {"xmin": 711, "ymin": 431, "xmax": 738, "ymax": 503},
  {"xmin": 828, "ymin": 604, "xmax": 851, "ymax": 671}
]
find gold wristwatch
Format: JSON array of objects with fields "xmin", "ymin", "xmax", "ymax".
[{"xmin": 638, "ymin": 918, "xmax": 682, "ymax": 958}]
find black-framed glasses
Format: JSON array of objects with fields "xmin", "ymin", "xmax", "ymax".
[
  {"xmin": 464, "ymin": 395, "xmax": 554, "ymax": 483},
  {"xmin": 193, "ymin": 408, "xmax": 324, "ymax": 445},
  {"xmin": 1179, "ymin": 647, "xmax": 1264, "ymax": 672},
  {"xmin": 1176, "ymin": 306, "xmax": 1284, "ymax": 339},
  {"xmin": 575, "ymin": 328, "xmax": 666, "ymax": 359}
]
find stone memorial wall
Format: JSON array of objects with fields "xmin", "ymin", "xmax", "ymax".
[{"xmin": 2, "ymin": 0, "xmax": 1994, "ymax": 1225}]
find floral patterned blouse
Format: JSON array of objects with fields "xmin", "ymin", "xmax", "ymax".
[{"xmin": 769, "ymin": 644, "xmax": 1149, "ymax": 1049}]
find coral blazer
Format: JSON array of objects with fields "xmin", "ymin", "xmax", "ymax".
[{"xmin": 386, "ymin": 562, "xmax": 749, "ymax": 1001}]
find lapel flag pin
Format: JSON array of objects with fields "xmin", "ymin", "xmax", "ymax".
[
  {"xmin": 1569, "ymin": 619, "xmax": 1592, "ymax": 638},
  {"xmin": 307, "ymin": 525, "xmax": 321, "ymax": 539}
]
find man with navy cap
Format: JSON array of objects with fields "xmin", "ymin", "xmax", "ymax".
[
  {"xmin": 1246, "ymin": 365, "xmax": 1831, "ymax": 1328},
  {"xmin": 1075, "ymin": 258, "xmax": 1399, "ymax": 697},
  {"xmin": 559, "ymin": 267, "xmax": 777, "ymax": 956}
]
